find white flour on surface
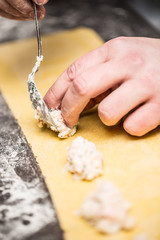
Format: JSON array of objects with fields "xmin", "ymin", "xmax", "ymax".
[
  {"xmin": 0, "ymin": 155, "xmax": 55, "ymax": 240},
  {"xmin": 77, "ymin": 181, "xmax": 135, "ymax": 234},
  {"xmin": 65, "ymin": 136, "xmax": 103, "ymax": 180},
  {"xmin": 27, "ymin": 56, "xmax": 77, "ymax": 138}
]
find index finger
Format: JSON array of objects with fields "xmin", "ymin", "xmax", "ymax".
[
  {"xmin": 61, "ymin": 60, "xmax": 127, "ymax": 127},
  {"xmin": 43, "ymin": 43, "xmax": 110, "ymax": 108}
]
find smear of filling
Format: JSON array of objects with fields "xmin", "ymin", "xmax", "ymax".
[
  {"xmin": 65, "ymin": 136, "xmax": 103, "ymax": 180},
  {"xmin": 27, "ymin": 56, "xmax": 77, "ymax": 138},
  {"xmin": 77, "ymin": 181, "xmax": 135, "ymax": 234}
]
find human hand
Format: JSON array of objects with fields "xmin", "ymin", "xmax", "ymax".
[
  {"xmin": 0, "ymin": 0, "xmax": 48, "ymax": 20},
  {"xmin": 44, "ymin": 37, "xmax": 160, "ymax": 136}
]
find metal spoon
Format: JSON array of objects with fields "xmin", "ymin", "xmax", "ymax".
[{"xmin": 33, "ymin": 2, "xmax": 42, "ymax": 57}]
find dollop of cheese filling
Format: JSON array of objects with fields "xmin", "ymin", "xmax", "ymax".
[
  {"xmin": 77, "ymin": 181, "xmax": 135, "ymax": 234},
  {"xmin": 65, "ymin": 136, "xmax": 103, "ymax": 180}
]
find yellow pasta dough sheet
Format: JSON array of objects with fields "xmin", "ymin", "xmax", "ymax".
[{"xmin": 0, "ymin": 28, "xmax": 160, "ymax": 240}]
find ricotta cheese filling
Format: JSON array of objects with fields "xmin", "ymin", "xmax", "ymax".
[
  {"xmin": 65, "ymin": 136, "xmax": 103, "ymax": 180},
  {"xmin": 77, "ymin": 181, "xmax": 135, "ymax": 234},
  {"xmin": 27, "ymin": 56, "xmax": 77, "ymax": 138}
]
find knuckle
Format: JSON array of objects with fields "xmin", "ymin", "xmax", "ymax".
[
  {"xmin": 123, "ymin": 51, "xmax": 144, "ymax": 68},
  {"xmin": 16, "ymin": 1, "xmax": 25, "ymax": 8},
  {"xmin": 15, "ymin": 0, "xmax": 31, "ymax": 13},
  {"xmin": 72, "ymin": 75, "xmax": 89, "ymax": 96},
  {"xmin": 109, "ymin": 36, "xmax": 126, "ymax": 49},
  {"xmin": 67, "ymin": 61, "xmax": 82, "ymax": 81},
  {"xmin": 67, "ymin": 63, "xmax": 76, "ymax": 80}
]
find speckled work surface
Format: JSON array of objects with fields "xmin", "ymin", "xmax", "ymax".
[
  {"xmin": 0, "ymin": 94, "xmax": 63, "ymax": 240},
  {"xmin": 0, "ymin": 0, "xmax": 159, "ymax": 240}
]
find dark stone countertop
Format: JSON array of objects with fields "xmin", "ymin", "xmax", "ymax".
[
  {"xmin": 0, "ymin": 0, "xmax": 159, "ymax": 44},
  {"xmin": 0, "ymin": 1, "xmax": 159, "ymax": 240}
]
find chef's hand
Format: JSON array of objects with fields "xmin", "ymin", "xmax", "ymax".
[
  {"xmin": 0, "ymin": 0, "xmax": 48, "ymax": 20},
  {"xmin": 44, "ymin": 37, "xmax": 160, "ymax": 136}
]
